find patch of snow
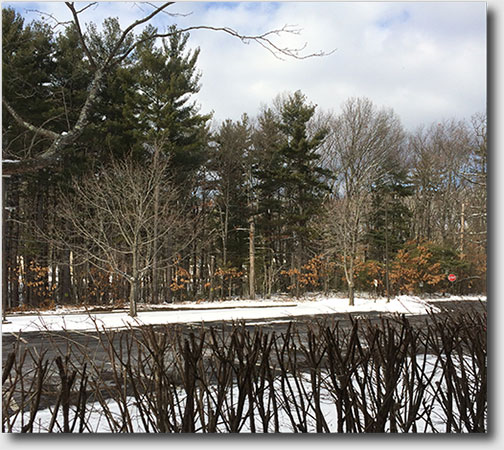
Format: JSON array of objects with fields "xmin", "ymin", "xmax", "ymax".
[
  {"xmin": 0, "ymin": 295, "xmax": 452, "ymax": 334},
  {"xmin": 420, "ymin": 294, "xmax": 486, "ymax": 302}
]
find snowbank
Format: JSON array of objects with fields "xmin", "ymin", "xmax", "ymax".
[{"xmin": 2, "ymin": 294, "xmax": 485, "ymax": 334}]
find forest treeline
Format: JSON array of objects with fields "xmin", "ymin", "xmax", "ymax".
[{"xmin": 2, "ymin": 8, "xmax": 487, "ymax": 315}]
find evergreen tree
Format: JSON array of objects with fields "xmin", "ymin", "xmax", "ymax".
[
  {"xmin": 276, "ymin": 91, "xmax": 330, "ymax": 268},
  {"xmin": 251, "ymin": 92, "xmax": 330, "ymax": 296},
  {"xmin": 251, "ymin": 108, "xmax": 286, "ymax": 295},
  {"xmin": 365, "ymin": 166, "xmax": 413, "ymax": 299},
  {"xmin": 209, "ymin": 116, "xmax": 252, "ymax": 270},
  {"xmin": 253, "ymin": 107, "xmax": 285, "ymax": 236},
  {"xmin": 2, "ymin": 8, "xmax": 55, "ymax": 160},
  {"xmin": 366, "ymin": 167, "xmax": 413, "ymax": 262},
  {"xmin": 124, "ymin": 25, "xmax": 211, "ymax": 180},
  {"xmin": 2, "ymin": 9, "xmax": 59, "ymax": 308}
]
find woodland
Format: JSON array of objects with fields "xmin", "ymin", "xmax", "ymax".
[{"xmin": 2, "ymin": 5, "xmax": 487, "ymax": 317}]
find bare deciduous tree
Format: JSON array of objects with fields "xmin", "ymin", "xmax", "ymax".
[
  {"xmin": 408, "ymin": 120, "xmax": 472, "ymax": 248},
  {"xmin": 464, "ymin": 113, "xmax": 487, "ymax": 250},
  {"xmin": 320, "ymin": 97, "xmax": 405, "ymax": 305},
  {"xmin": 56, "ymin": 148, "xmax": 195, "ymax": 316}
]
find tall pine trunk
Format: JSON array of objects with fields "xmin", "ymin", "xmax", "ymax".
[
  {"xmin": 2, "ymin": 176, "xmax": 8, "ymax": 320},
  {"xmin": 59, "ymin": 249, "xmax": 72, "ymax": 304},
  {"xmin": 248, "ymin": 215, "xmax": 255, "ymax": 300},
  {"xmin": 165, "ymin": 236, "xmax": 173, "ymax": 304},
  {"xmin": 151, "ymin": 145, "xmax": 160, "ymax": 304}
]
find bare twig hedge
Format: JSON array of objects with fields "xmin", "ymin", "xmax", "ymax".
[{"xmin": 2, "ymin": 307, "xmax": 486, "ymax": 433}]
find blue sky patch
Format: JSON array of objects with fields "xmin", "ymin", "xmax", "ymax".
[{"xmin": 376, "ymin": 9, "xmax": 411, "ymax": 29}]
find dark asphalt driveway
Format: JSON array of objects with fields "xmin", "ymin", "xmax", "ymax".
[{"xmin": 2, "ymin": 299, "xmax": 486, "ymax": 366}]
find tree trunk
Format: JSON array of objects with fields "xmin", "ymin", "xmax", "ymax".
[
  {"xmin": 130, "ymin": 249, "xmax": 138, "ymax": 317},
  {"xmin": 249, "ymin": 216, "xmax": 255, "ymax": 300},
  {"xmin": 2, "ymin": 176, "xmax": 9, "ymax": 321},
  {"xmin": 346, "ymin": 261, "xmax": 355, "ymax": 306},
  {"xmin": 348, "ymin": 279, "xmax": 355, "ymax": 306},
  {"xmin": 460, "ymin": 201, "xmax": 465, "ymax": 253},
  {"xmin": 152, "ymin": 145, "xmax": 160, "ymax": 304},
  {"xmin": 209, "ymin": 255, "xmax": 215, "ymax": 301},
  {"xmin": 152, "ymin": 236, "xmax": 159, "ymax": 304},
  {"xmin": 385, "ymin": 202, "xmax": 391, "ymax": 303},
  {"xmin": 222, "ymin": 199, "xmax": 229, "ymax": 268},
  {"xmin": 165, "ymin": 237, "xmax": 173, "ymax": 304},
  {"xmin": 129, "ymin": 278, "xmax": 138, "ymax": 317},
  {"xmin": 267, "ymin": 262, "xmax": 273, "ymax": 299},
  {"xmin": 8, "ymin": 182, "xmax": 20, "ymax": 308},
  {"xmin": 192, "ymin": 243, "xmax": 198, "ymax": 300},
  {"xmin": 198, "ymin": 248, "xmax": 205, "ymax": 298},
  {"xmin": 59, "ymin": 249, "xmax": 72, "ymax": 304}
]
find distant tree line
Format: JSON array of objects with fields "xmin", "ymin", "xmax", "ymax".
[{"xmin": 2, "ymin": 7, "xmax": 486, "ymax": 315}]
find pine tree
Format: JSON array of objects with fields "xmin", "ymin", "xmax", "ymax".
[
  {"xmin": 209, "ymin": 116, "xmax": 252, "ymax": 271},
  {"xmin": 252, "ymin": 107, "xmax": 286, "ymax": 295},
  {"xmin": 253, "ymin": 107, "xmax": 285, "ymax": 236},
  {"xmin": 277, "ymin": 91, "xmax": 330, "ymax": 291},
  {"xmin": 251, "ymin": 92, "xmax": 330, "ymax": 296},
  {"xmin": 366, "ymin": 167, "xmax": 413, "ymax": 261},
  {"xmin": 2, "ymin": 9, "xmax": 58, "ymax": 308},
  {"xmin": 2, "ymin": 8, "xmax": 56, "ymax": 160},
  {"xmin": 124, "ymin": 25, "xmax": 211, "ymax": 180},
  {"xmin": 365, "ymin": 166, "xmax": 413, "ymax": 300}
]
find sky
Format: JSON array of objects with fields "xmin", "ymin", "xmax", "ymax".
[{"xmin": 2, "ymin": 1, "xmax": 488, "ymax": 132}]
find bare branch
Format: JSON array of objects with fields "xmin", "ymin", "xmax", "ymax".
[
  {"xmin": 2, "ymin": 99, "xmax": 59, "ymax": 141},
  {"xmin": 24, "ymin": 9, "xmax": 73, "ymax": 29},
  {"xmin": 143, "ymin": 2, "xmax": 193, "ymax": 18},
  {"xmin": 65, "ymin": 2, "xmax": 97, "ymax": 69},
  {"xmin": 3, "ymin": 67, "xmax": 105, "ymax": 175},
  {"xmin": 75, "ymin": 2, "xmax": 97, "ymax": 15},
  {"xmin": 119, "ymin": 24, "xmax": 335, "ymax": 65},
  {"xmin": 104, "ymin": 2, "xmax": 175, "ymax": 68}
]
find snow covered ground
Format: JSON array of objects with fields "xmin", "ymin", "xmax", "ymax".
[{"xmin": 1, "ymin": 294, "xmax": 485, "ymax": 334}]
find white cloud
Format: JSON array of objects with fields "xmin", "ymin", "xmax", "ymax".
[{"xmin": 4, "ymin": 1, "xmax": 487, "ymax": 130}]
